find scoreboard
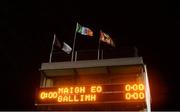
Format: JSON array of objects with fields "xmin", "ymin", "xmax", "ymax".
[
  {"xmin": 36, "ymin": 83, "xmax": 145, "ymax": 105},
  {"xmin": 36, "ymin": 57, "xmax": 151, "ymax": 111}
]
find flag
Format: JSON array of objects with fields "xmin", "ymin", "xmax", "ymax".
[
  {"xmin": 100, "ymin": 30, "xmax": 115, "ymax": 47},
  {"xmin": 53, "ymin": 35, "xmax": 72, "ymax": 54},
  {"xmin": 61, "ymin": 42, "xmax": 72, "ymax": 54},
  {"xmin": 76, "ymin": 23, "xmax": 93, "ymax": 36},
  {"xmin": 54, "ymin": 36, "xmax": 61, "ymax": 49}
]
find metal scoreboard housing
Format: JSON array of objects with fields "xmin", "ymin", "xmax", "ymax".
[{"xmin": 36, "ymin": 57, "xmax": 151, "ymax": 111}]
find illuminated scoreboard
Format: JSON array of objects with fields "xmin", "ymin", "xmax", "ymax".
[
  {"xmin": 37, "ymin": 57, "xmax": 151, "ymax": 111},
  {"xmin": 36, "ymin": 83, "xmax": 145, "ymax": 105}
]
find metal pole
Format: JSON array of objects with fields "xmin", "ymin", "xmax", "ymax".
[
  {"xmin": 49, "ymin": 34, "xmax": 56, "ymax": 63},
  {"xmin": 71, "ymin": 22, "xmax": 78, "ymax": 62},
  {"xmin": 75, "ymin": 51, "xmax": 77, "ymax": 62},
  {"xmin": 97, "ymin": 40, "xmax": 101, "ymax": 60},
  {"xmin": 97, "ymin": 31, "xmax": 101, "ymax": 60},
  {"xmin": 101, "ymin": 49, "xmax": 104, "ymax": 59}
]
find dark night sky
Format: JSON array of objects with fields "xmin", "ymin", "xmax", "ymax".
[{"xmin": 3, "ymin": 0, "xmax": 180, "ymax": 110}]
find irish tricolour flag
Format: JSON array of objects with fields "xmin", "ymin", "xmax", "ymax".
[{"xmin": 76, "ymin": 23, "xmax": 93, "ymax": 36}]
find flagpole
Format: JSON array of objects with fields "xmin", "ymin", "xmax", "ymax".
[
  {"xmin": 71, "ymin": 22, "xmax": 78, "ymax": 62},
  {"xmin": 49, "ymin": 34, "xmax": 56, "ymax": 63},
  {"xmin": 97, "ymin": 30, "xmax": 101, "ymax": 60},
  {"xmin": 97, "ymin": 38, "xmax": 101, "ymax": 60},
  {"xmin": 101, "ymin": 49, "xmax": 104, "ymax": 59}
]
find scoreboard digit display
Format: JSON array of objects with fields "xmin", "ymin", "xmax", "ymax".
[{"xmin": 36, "ymin": 83, "xmax": 145, "ymax": 105}]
